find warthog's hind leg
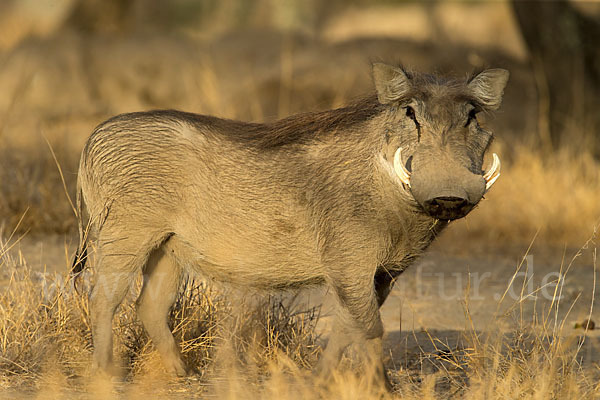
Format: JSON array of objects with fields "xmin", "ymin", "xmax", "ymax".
[
  {"xmin": 89, "ymin": 230, "xmax": 169, "ymax": 376},
  {"xmin": 90, "ymin": 268, "xmax": 133, "ymax": 375},
  {"xmin": 136, "ymin": 245, "xmax": 187, "ymax": 376},
  {"xmin": 90, "ymin": 241, "xmax": 146, "ymax": 375}
]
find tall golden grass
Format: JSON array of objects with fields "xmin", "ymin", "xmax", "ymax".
[
  {"xmin": 451, "ymin": 145, "xmax": 600, "ymax": 247},
  {"xmin": 1, "ymin": 226, "xmax": 598, "ymax": 398}
]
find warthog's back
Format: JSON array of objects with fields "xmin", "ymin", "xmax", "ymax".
[
  {"xmin": 81, "ymin": 112, "xmax": 195, "ymax": 210},
  {"xmin": 78, "ymin": 110, "xmax": 327, "ymax": 287}
]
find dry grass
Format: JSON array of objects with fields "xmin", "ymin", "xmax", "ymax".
[
  {"xmin": 1, "ymin": 228, "xmax": 599, "ymax": 399},
  {"xmin": 0, "ymin": 231, "xmax": 322, "ymax": 398},
  {"xmin": 450, "ymin": 145, "xmax": 600, "ymax": 247},
  {"xmin": 0, "ymin": 143, "xmax": 78, "ymax": 235}
]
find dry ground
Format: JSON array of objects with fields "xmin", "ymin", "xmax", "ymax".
[{"xmin": 1, "ymin": 10, "xmax": 599, "ymax": 398}]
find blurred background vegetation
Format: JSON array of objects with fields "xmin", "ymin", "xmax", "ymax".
[
  {"xmin": 2, "ymin": 4, "xmax": 600, "ymax": 398},
  {"xmin": 0, "ymin": 0, "xmax": 599, "ymax": 246}
]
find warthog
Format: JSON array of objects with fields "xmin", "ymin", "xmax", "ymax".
[{"xmin": 72, "ymin": 63, "xmax": 508, "ymax": 389}]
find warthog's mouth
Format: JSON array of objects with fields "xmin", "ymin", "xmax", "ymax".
[{"xmin": 392, "ymin": 148, "xmax": 501, "ymax": 193}]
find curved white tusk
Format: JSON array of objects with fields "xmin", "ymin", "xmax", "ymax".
[
  {"xmin": 393, "ymin": 147, "xmax": 411, "ymax": 187},
  {"xmin": 483, "ymin": 153, "xmax": 501, "ymax": 192}
]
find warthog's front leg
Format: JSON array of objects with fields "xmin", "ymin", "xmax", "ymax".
[{"xmin": 318, "ymin": 266, "xmax": 392, "ymax": 391}]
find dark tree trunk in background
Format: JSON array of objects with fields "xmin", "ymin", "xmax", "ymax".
[
  {"xmin": 512, "ymin": 1, "xmax": 600, "ymax": 155},
  {"xmin": 63, "ymin": 0, "xmax": 135, "ymax": 34}
]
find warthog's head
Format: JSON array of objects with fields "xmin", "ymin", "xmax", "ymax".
[{"xmin": 373, "ymin": 63, "xmax": 509, "ymax": 220}]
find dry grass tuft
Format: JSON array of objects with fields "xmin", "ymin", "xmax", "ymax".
[
  {"xmin": 451, "ymin": 145, "xmax": 600, "ymax": 246},
  {"xmin": 0, "ymin": 234, "xmax": 91, "ymax": 389},
  {"xmin": 0, "ymin": 231, "xmax": 322, "ymax": 397},
  {"xmin": 0, "ymin": 144, "xmax": 78, "ymax": 235},
  {"xmin": 1, "ymin": 229, "xmax": 599, "ymax": 399}
]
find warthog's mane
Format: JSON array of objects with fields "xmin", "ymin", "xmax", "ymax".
[
  {"xmin": 233, "ymin": 94, "xmax": 385, "ymax": 148},
  {"xmin": 100, "ymin": 95, "xmax": 385, "ymax": 149},
  {"xmin": 97, "ymin": 70, "xmax": 479, "ymax": 149}
]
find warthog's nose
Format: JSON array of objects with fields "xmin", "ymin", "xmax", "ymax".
[{"xmin": 423, "ymin": 196, "xmax": 474, "ymax": 220}]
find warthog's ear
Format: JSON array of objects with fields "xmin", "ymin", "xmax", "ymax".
[
  {"xmin": 373, "ymin": 63, "xmax": 412, "ymax": 104},
  {"xmin": 468, "ymin": 69, "xmax": 509, "ymax": 110}
]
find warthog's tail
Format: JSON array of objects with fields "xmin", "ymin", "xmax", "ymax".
[{"xmin": 71, "ymin": 177, "xmax": 88, "ymax": 289}]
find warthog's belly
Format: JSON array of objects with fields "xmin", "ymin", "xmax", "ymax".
[{"xmin": 164, "ymin": 233, "xmax": 326, "ymax": 289}]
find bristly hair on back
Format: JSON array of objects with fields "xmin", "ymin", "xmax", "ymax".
[
  {"xmin": 99, "ymin": 95, "xmax": 385, "ymax": 150},
  {"xmin": 94, "ymin": 66, "xmax": 491, "ymax": 150},
  {"xmin": 234, "ymin": 95, "xmax": 385, "ymax": 148}
]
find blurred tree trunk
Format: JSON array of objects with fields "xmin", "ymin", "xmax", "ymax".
[
  {"xmin": 512, "ymin": 1, "xmax": 600, "ymax": 155},
  {"xmin": 63, "ymin": 0, "xmax": 135, "ymax": 34}
]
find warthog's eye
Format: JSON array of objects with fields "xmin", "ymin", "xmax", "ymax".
[
  {"xmin": 405, "ymin": 106, "xmax": 420, "ymax": 128},
  {"xmin": 466, "ymin": 108, "xmax": 479, "ymax": 127}
]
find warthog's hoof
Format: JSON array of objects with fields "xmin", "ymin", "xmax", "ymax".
[
  {"xmin": 91, "ymin": 361, "xmax": 125, "ymax": 381},
  {"xmin": 163, "ymin": 356, "xmax": 189, "ymax": 378}
]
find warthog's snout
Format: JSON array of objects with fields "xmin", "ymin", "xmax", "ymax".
[
  {"xmin": 393, "ymin": 147, "xmax": 501, "ymax": 221},
  {"xmin": 422, "ymin": 196, "xmax": 473, "ymax": 220}
]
